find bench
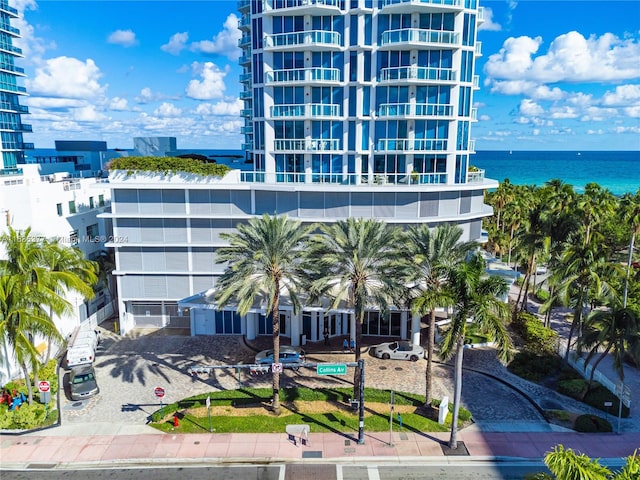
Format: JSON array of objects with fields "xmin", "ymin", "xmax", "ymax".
[{"xmin": 286, "ymin": 424, "xmax": 310, "ymax": 446}]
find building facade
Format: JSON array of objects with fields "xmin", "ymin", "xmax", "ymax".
[
  {"xmin": 106, "ymin": 0, "xmax": 495, "ymax": 344},
  {"xmin": 0, "ymin": 0, "xmax": 32, "ymax": 175}
]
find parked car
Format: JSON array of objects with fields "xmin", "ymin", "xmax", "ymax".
[
  {"xmin": 69, "ymin": 365, "xmax": 100, "ymax": 401},
  {"xmin": 254, "ymin": 346, "xmax": 305, "ymax": 369},
  {"xmin": 371, "ymin": 341, "xmax": 424, "ymax": 361},
  {"xmin": 535, "ymin": 264, "xmax": 548, "ymax": 274}
]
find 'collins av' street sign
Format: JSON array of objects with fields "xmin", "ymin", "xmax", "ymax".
[{"xmin": 317, "ymin": 364, "xmax": 347, "ymax": 375}]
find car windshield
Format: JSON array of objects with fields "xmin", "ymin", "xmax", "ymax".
[{"xmin": 72, "ymin": 373, "xmax": 94, "ymax": 384}]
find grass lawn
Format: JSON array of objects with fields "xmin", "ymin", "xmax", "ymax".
[{"xmin": 150, "ymin": 387, "xmax": 451, "ymax": 434}]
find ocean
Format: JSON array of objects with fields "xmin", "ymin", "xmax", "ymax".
[
  {"xmin": 27, "ymin": 148, "xmax": 639, "ymax": 196},
  {"xmin": 472, "ymin": 150, "xmax": 640, "ymax": 196}
]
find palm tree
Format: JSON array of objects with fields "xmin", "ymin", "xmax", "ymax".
[
  {"xmin": 440, "ymin": 253, "xmax": 512, "ymax": 449},
  {"xmin": 544, "ymin": 444, "xmax": 612, "ymax": 480},
  {"xmin": 577, "ymin": 302, "xmax": 640, "ymax": 388},
  {"xmin": 306, "ymin": 218, "xmax": 410, "ymax": 402},
  {"xmin": 214, "ymin": 215, "xmax": 314, "ymax": 414},
  {"xmin": 620, "ymin": 189, "xmax": 640, "ymax": 308},
  {"xmin": 406, "ymin": 223, "xmax": 476, "ymax": 406}
]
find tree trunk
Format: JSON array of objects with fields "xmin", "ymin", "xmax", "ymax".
[
  {"xmin": 21, "ymin": 362, "xmax": 33, "ymax": 405},
  {"xmin": 449, "ymin": 336, "xmax": 465, "ymax": 450},
  {"xmin": 424, "ymin": 309, "xmax": 436, "ymax": 406},
  {"xmin": 564, "ymin": 309, "xmax": 581, "ymax": 365},
  {"xmin": 588, "ymin": 345, "xmax": 613, "ymax": 390},
  {"xmin": 623, "ymin": 232, "xmax": 636, "ymax": 308},
  {"xmin": 271, "ymin": 290, "xmax": 281, "ymax": 416}
]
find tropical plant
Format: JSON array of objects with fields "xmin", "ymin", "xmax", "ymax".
[
  {"xmin": 306, "ymin": 218, "xmax": 410, "ymax": 403},
  {"xmin": 214, "ymin": 215, "xmax": 314, "ymax": 414},
  {"xmin": 577, "ymin": 302, "xmax": 640, "ymax": 388},
  {"xmin": 406, "ymin": 223, "xmax": 476, "ymax": 406},
  {"xmin": 440, "ymin": 252, "xmax": 512, "ymax": 449},
  {"xmin": 544, "ymin": 444, "xmax": 612, "ymax": 480},
  {"xmin": 108, "ymin": 156, "xmax": 231, "ymax": 177},
  {"xmin": 619, "ymin": 189, "xmax": 640, "ymax": 308}
]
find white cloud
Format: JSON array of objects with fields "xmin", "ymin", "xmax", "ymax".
[
  {"xmin": 161, "ymin": 32, "xmax": 189, "ymax": 55},
  {"xmin": 24, "ymin": 97, "xmax": 87, "ymax": 109},
  {"xmin": 109, "ymin": 97, "xmax": 129, "ymax": 111},
  {"xmin": 11, "ymin": 0, "xmax": 55, "ymax": 65},
  {"xmin": 518, "ymin": 99, "xmax": 544, "ymax": 116},
  {"xmin": 191, "ymin": 14, "xmax": 241, "ymax": 61},
  {"xmin": 135, "ymin": 87, "xmax": 155, "ymax": 104},
  {"xmin": 478, "ymin": 7, "xmax": 501, "ymax": 32},
  {"xmin": 485, "ymin": 32, "xmax": 640, "ymax": 84},
  {"xmin": 194, "ymin": 99, "xmax": 242, "ymax": 116},
  {"xmin": 601, "ymin": 84, "xmax": 640, "ymax": 107},
  {"xmin": 107, "ymin": 29, "xmax": 138, "ymax": 47},
  {"xmin": 26, "ymin": 56, "xmax": 106, "ymax": 98},
  {"xmin": 479, "ymin": 114, "xmax": 490, "ymax": 121},
  {"xmin": 185, "ymin": 62, "xmax": 228, "ymax": 100},
  {"xmin": 73, "ymin": 105, "xmax": 107, "ymax": 122},
  {"xmin": 154, "ymin": 102, "xmax": 182, "ymax": 117},
  {"xmin": 615, "ymin": 125, "xmax": 640, "ymax": 134}
]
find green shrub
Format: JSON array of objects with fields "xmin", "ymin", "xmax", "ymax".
[
  {"xmin": 557, "ymin": 379, "xmax": 589, "ymax": 400},
  {"xmin": 512, "ymin": 312, "xmax": 557, "ymax": 354},
  {"xmin": 150, "ymin": 402, "xmax": 179, "ymax": 422},
  {"xmin": 109, "ymin": 156, "xmax": 231, "ymax": 178},
  {"xmin": 11, "ymin": 403, "xmax": 47, "ymax": 429},
  {"xmin": 574, "ymin": 414, "xmax": 613, "ymax": 433},
  {"xmin": 583, "ymin": 386, "xmax": 630, "ymax": 418},
  {"xmin": 508, "ymin": 351, "xmax": 562, "ymax": 382},
  {"xmin": 546, "ymin": 409, "xmax": 570, "ymax": 421},
  {"xmin": 533, "ymin": 288, "xmax": 550, "ymax": 303}
]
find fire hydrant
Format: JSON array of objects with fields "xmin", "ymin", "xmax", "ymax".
[{"xmin": 173, "ymin": 415, "xmax": 179, "ymax": 428}]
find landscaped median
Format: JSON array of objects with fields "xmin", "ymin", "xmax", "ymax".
[{"xmin": 148, "ymin": 387, "xmax": 472, "ymax": 434}]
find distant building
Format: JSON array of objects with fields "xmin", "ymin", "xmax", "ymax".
[
  {"xmin": 29, "ymin": 140, "xmax": 120, "ymax": 178},
  {"xmin": 0, "ymin": 0, "xmax": 33, "ymax": 175},
  {"xmin": 105, "ymin": 0, "xmax": 495, "ymax": 345}
]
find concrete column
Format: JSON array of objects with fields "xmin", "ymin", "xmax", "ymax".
[
  {"xmin": 290, "ymin": 311, "xmax": 300, "ymax": 347},
  {"xmin": 411, "ymin": 312, "xmax": 421, "ymax": 345},
  {"xmin": 246, "ymin": 312, "xmax": 256, "ymax": 340},
  {"xmin": 400, "ymin": 310, "xmax": 407, "ymax": 340}
]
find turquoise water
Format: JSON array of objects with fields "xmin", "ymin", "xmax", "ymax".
[{"xmin": 473, "ymin": 151, "xmax": 640, "ymax": 196}]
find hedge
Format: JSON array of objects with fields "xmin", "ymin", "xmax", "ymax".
[{"xmin": 108, "ymin": 156, "xmax": 231, "ymax": 177}]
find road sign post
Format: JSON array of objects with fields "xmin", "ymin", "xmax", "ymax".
[
  {"xmin": 206, "ymin": 395, "xmax": 212, "ymax": 433},
  {"xmin": 389, "ymin": 390, "xmax": 395, "ymax": 446},
  {"xmin": 155, "ymin": 386, "xmax": 165, "ymax": 410}
]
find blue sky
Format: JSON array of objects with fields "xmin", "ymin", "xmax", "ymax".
[{"xmin": 12, "ymin": 0, "xmax": 640, "ymax": 150}]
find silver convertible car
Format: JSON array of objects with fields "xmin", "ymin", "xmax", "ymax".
[{"xmin": 371, "ymin": 341, "xmax": 424, "ymax": 361}]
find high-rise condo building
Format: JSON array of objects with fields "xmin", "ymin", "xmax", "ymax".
[
  {"xmin": 106, "ymin": 0, "xmax": 496, "ymax": 344},
  {"xmin": 0, "ymin": 0, "xmax": 32, "ymax": 175}
]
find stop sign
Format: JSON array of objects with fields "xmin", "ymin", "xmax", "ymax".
[
  {"xmin": 38, "ymin": 381, "xmax": 50, "ymax": 393},
  {"xmin": 154, "ymin": 386, "xmax": 165, "ymax": 398}
]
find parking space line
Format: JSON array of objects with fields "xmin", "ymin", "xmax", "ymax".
[{"xmin": 368, "ymin": 465, "xmax": 380, "ymax": 480}]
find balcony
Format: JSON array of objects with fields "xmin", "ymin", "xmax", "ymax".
[
  {"xmin": 238, "ymin": 34, "xmax": 251, "ymax": 48},
  {"xmin": 263, "ymin": 0, "xmax": 343, "ymax": 15},
  {"xmin": 241, "ymin": 109, "xmax": 253, "ymax": 117},
  {"xmin": 238, "ymin": 0, "xmax": 251, "ymax": 10},
  {"xmin": 239, "ymin": 51, "xmax": 252, "ymax": 65},
  {"xmin": 0, "ymin": 23, "xmax": 19, "ymax": 36},
  {"xmin": 273, "ymin": 138, "xmax": 341, "ymax": 151},
  {"xmin": 264, "ymin": 30, "xmax": 342, "ymax": 50},
  {"xmin": 0, "ymin": 102, "xmax": 28, "ymax": 113},
  {"xmin": 265, "ymin": 67, "xmax": 341, "ymax": 85},
  {"xmin": 270, "ymin": 103, "xmax": 342, "ymax": 118},
  {"xmin": 378, "ymin": 66, "xmax": 456, "ymax": 83},
  {"xmin": 242, "ymin": 142, "xmax": 253, "ymax": 151},
  {"xmin": 240, "ymin": 170, "xmax": 448, "ymax": 185},
  {"xmin": 238, "ymin": 14, "xmax": 251, "ymax": 30},
  {"xmin": 239, "ymin": 90, "xmax": 252, "ymax": 99},
  {"xmin": 475, "ymin": 41, "xmax": 482, "ymax": 57},
  {"xmin": 239, "ymin": 73, "xmax": 252, "ymax": 84},
  {"xmin": 379, "ymin": 28, "xmax": 460, "ymax": 49},
  {"xmin": 466, "ymin": 168, "xmax": 485, "ymax": 183},
  {"xmin": 380, "ymin": 0, "xmax": 463, "ymax": 13},
  {"xmin": 0, "ymin": 43, "xmax": 22, "ymax": 56},
  {"xmin": 23, "ymin": 142, "xmax": 34, "ymax": 150},
  {"xmin": 375, "ymin": 138, "xmax": 448, "ymax": 152},
  {"xmin": 241, "ymin": 126, "xmax": 253, "ymax": 134},
  {"xmin": 0, "ymin": 63, "xmax": 25, "ymax": 75},
  {"xmin": 0, "ymin": 2, "xmax": 18, "ymax": 16},
  {"xmin": 377, "ymin": 102, "xmax": 453, "ymax": 118},
  {"xmin": 477, "ymin": 6, "xmax": 484, "ymax": 23},
  {"xmin": 473, "ymin": 74, "xmax": 480, "ymax": 89}
]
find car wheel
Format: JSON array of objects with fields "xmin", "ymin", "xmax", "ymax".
[
  {"xmin": 382, "ymin": 353, "xmax": 390, "ymax": 360},
  {"xmin": 410, "ymin": 355, "xmax": 419, "ymax": 362}
]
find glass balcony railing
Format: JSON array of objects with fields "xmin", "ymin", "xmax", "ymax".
[
  {"xmin": 380, "ymin": 28, "xmax": 460, "ymax": 47},
  {"xmin": 239, "ymin": 90, "xmax": 252, "ymax": 99},
  {"xmin": 241, "ymin": 109, "xmax": 253, "ymax": 117},
  {"xmin": 238, "ymin": 0, "xmax": 251, "ymax": 10},
  {"xmin": 273, "ymin": 138, "xmax": 341, "ymax": 151},
  {"xmin": 379, "ymin": 66, "xmax": 456, "ymax": 82},
  {"xmin": 263, "ymin": 0, "xmax": 343, "ymax": 11},
  {"xmin": 377, "ymin": 103, "xmax": 453, "ymax": 117},
  {"xmin": 265, "ymin": 67, "xmax": 341, "ymax": 84},
  {"xmin": 264, "ymin": 30, "xmax": 341, "ymax": 49},
  {"xmin": 238, "ymin": 34, "xmax": 251, "ymax": 47},
  {"xmin": 0, "ymin": 23, "xmax": 19, "ymax": 35},
  {"xmin": 0, "ymin": 43, "xmax": 22, "ymax": 55},
  {"xmin": 238, "ymin": 15, "xmax": 251, "ymax": 29},
  {"xmin": 240, "ymin": 170, "xmax": 448, "ymax": 185},
  {"xmin": 240, "ymin": 126, "xmax": 253, "ymax": 134},
  {"xmin": 466, "ymin": 168, "xmax": 485, "ymax": 183},
  {"xmin": 376, "ymin": 138, "xmax": 448, "ymax": 151},
  {"xmin": 381, "ymin": 0, "xmax": 462, "ymax": 9},
  {"xmin": 23, "ymin": 142, "xmax": 34, "ymax": 150},
  {"xmin": 239, "ymin": 51, "xmax": 252, "ymax": 64},
  {"xmin": 0, "ymin": 102, "xmax": 28, "ymax": 113},
  {"xmin": 239, "ymin": 73, "xmax": 252, "ymax": 83},
  {"xmin": 473, "ymin": 75, "xmax": 480, "ymax": 88},
  {"xmin": 270, "ymin": 103, "xmax": 341, "ymax": 118},
  {"xmin": 475, "ymin": 41, "xmax": 482, "ymax": 56},
  {"xmin": 0, "ymin": 2, "xmax": 18, "ymax": 16}
]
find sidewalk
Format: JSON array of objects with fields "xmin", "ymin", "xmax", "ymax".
[{"xmin": 2, "ymin": 425, "xmax": 638, "ymax": 469}]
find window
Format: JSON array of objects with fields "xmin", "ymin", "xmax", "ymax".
[
  {"xmin": 98, "ymin": 194, "xmax": 105, "ymax": 207},
  {"xmin": 69, "ymin": 230, "xmax": 79, "ymax": 246},
  {"xmin": 68, "ymin": 200, "xmax": 76, "ymax": 214},
  {"xmin": 89, "ymin": 196, "xmax": 94, "ymax": 209},
  {"xmin": 86, "ymin": 223, "xmax": 99, "ymax": 239},
  {"xmin": 56, "ymin": 203, "xmax": 63, "ymax": 216}
]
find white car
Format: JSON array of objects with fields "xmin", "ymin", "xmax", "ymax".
[
  {"xmin": 371, "ymin": 341, "xmax": 424, "ymax": 361},
  {"xmin": 535, "ymin": 264, "xmax": 548, "ymax": 274}
]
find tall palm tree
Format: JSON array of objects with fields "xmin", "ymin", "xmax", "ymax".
[
  {"xmin": 577, "ymin": 302, "xmax": 640, "ymax": 388},
  {"xmin": 306, "ymin": 218, "xmax": 410, "ymax": 402},
  {"xmin": 406, "ymin": 224, "xmax": 476, "ymax": 406},
  {"xmin": 215, "ymin": 215, "xmax": 314, "ymax": 414},
  {"xmin": 620, "ymin": 189, "xmax": 640, "ymax": 308},
  {"xmin": 440, "ymin": 253, "xmax": 512, "ymax": 449}
]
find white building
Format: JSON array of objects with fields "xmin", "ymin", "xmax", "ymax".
[{"xmin": 105, "ymin": 0, "xmax": 495, "ymax": 345}]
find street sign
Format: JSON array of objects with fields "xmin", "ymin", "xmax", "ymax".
[
  {"xmin": 272, "ymin": 362, "xmax": 283, "ymax": 373},
  {"xmin": 38, "ymin": 381, "xmax": 50, "ymax": 393},
  {"xmin": 317, "ymin": 363, "xmax": 347, "ymax": 375},
  {"xmin": 154, "ymin": 386, "xmax": 165, "ymax": 398}
]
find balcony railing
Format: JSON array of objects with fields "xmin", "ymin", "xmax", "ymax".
[
  {"xmin": 241, "ymin": 109, "xmax": 253, "ymax": 117},
  {"xmin": 239, "ymin": 73, "xmax": 252, "ymax": 83},
  {"xmin": 0, "ymin": 43, "xmax": 22, "ymax": 55},
  {"xmin": 239, "ymin": 90, "xmax": 252, "ymax": 99},
  {"xmin": 473, "ymin": 74, "xmax": 480, "ymax": 89},
  {"xmin": 380, "ymin": 28, "xmax": 460, "ymax": 47},
  {"xmin": 376, "ymin": 138, "xmax": 448, "ymax": 152},
  {"xmin": 264, "ymin": 30, "xmax": 342, "ymax": 49},
  {"xmin": 238, "ymin": 0, "xmax": 251, "ymax": 10},
  {"xmin": 238, "ymin": 34, "xmax": 251, "ymax": 47},
  {"xmin": 475, "ymin": 41, "xmax": 482, "ymax": 56},
  {"xmin": 273, "ymin": 138, "xmax": 341, "ymax": 151},
  {"xmin": 381, "ymin": 0, "xmax": 463, "ymax": 9},
  {"xmin": 466, "ymin": 168, "xmax": 485, "ymax": 183},
  {"xmin": 377, "ymin": 102, "xmax": 453, "ymax": 117},
  {"xmin": 238, "ymin": 15, "xmax": 251, "ymax": 29},
  {"xmin": 240, "ymin": 170, "xmax": 448, "ymax": 185},
  {"xmin": 263, "ymin": 0, "xmax": 343, "ymax": 11},
  {"xmin": 241, "ymin": 126, "xmax": 253, "ymax": 134},
  {"xmin": 270, "ymin": 103, "xmax": 342, "ymax": 118},
  {"xmin": 265, "ymin": 67, "xmax": 341, "ymax": 84},
  {"xmin": 378, "ymin": 66, "xmax": 456, "ymax": 82},
  {"xmin": 0, "ymin": 23, "xmax": 19, "ymax": 36}
]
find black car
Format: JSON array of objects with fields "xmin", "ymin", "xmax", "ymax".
[{"xmin": 69, "ymin": 365, "xmax": 100, "ymax": 401}]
